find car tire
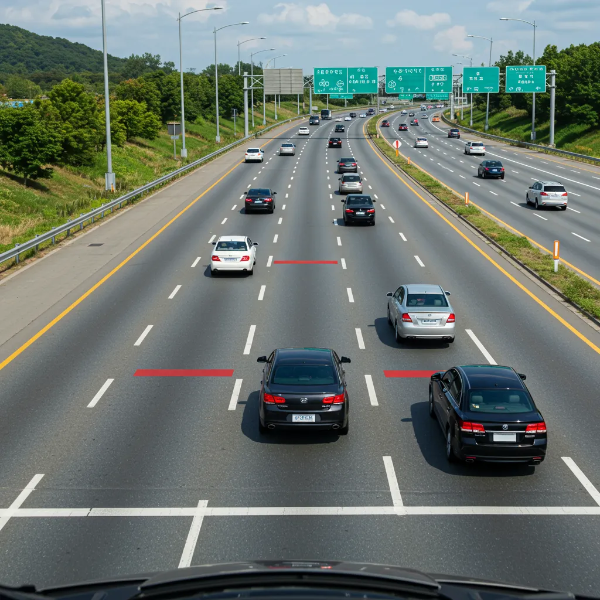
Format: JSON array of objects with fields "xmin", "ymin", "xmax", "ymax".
[
  {"xmin": 338, "ymin": 421, "xmax": 349, "ymax": 435},
  {"xmin": 560, "ymin": 206, "xmax": 567, "ymax": 211},
  {"xmin": 259, "ymin": 419, "xmax": 268, "ymax": 434},
  {"xmin": 535, "ymin": 198, "xmax": 539, "ymax": 210},
  {"xmin": 446, "ymin": 428, "xmax": 456, "ymax": 462},
  {"xmin": 248, "ymin": 267, "xmax": 254, "ymax": 275},
  {"xmin": 447, "ymin": 337, "xmax": 455, "ymax": 343},
  {"xmin": 210, "ymin": 269, "xmax": 217, "ymax": 277},
  {"xmin": 371, "ymin": 220, "xmax": 376, "ymax": 226},
  {"xmin": 395, "ymin": 321, "xmax": 403, "ymax": 343},
  {"xmin": 428, "ymin": 387, "xmax": 436, "ymax": 419},
  {"xmin": 269, "ymin": 207, "xmax": 274, "ymax": 214},
  {"xmin": 501, "ymin": 175, "xmax": 505, "ymax": 179},
  {"xmin": 387, "ymin": 307, "xmax": 393, "ymax": 326},
  {"xmin": 526, "ymin": 194, "xmax": 530, "ymax": 205}
]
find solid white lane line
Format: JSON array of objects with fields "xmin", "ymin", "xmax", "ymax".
[
  {"xmin": 347, "ymin": 288, "xmax": 354, "ymax": 303},
  {"xmin": 243, "ymin": 325, "xmax": 256, "ymax": 355},
  {"xmin": 341, "ymin": 258, "xmax": 347, "ymax": 270},
  {"xmin": 562, "ymin": 457, "xmax": 600, "ymax": 506},
  {"xmin": 191, "ymin": 257, "xmax": 201, "ymax": 268},
  {"xmin": 388, "ymin": 216, "xmax": 395, "ymax": 223},
  {"xmin": 355, "ymin": 328, "xmax": 365, "ymax": 350},
  {"xmin": 572, "ymin": 232, "xmax": 591, "ymax": 242},
  {"xmin": 534, "ymin": 214, "xmax": 548, "ymax": 221},
  {"xmin": 228, "ymin": 379, "xmax": 243, "ymax": 411},
  {"xmin": 465, "ymin": 329, "xmax": 497, "ymax": 364},
  {"xmin": 365, "ymin": 374, "xmax": 378, "ymax": 406},
  {"xmin": 169, "ymin": 285, "xmax": 182, "ymax": 299},
  {"xmin": 0, "ymin": 474, "xmax": 45, "ymax": 532},
  {"xmin": 273, "ymin": 234, "xmax": 278, "ymax": 243},
  {"xmin": 231, "ymin": 205, "xmax": 237, "ymax": 211},
  {"xmin": 399, "ymin": 233, "xmax": 407, "ymax": 241},
  {"xmin": 570, "ymin": 192, "xmax": 581, "ymax": 197},
  {"xmin": 490, "ymin": 191, "xmax": 498, "ymax": 196},
  {"xmin": 134, "ymin": 325, "xmax": 153, "ymax": 346},
  {"xmin": 414, "ymin": 255, "xmax": 425, "ymax": 267},
  {"xmin": 383, "ymin": 456, "xmax": 404, "ymax": 513},
  {"xmin": 567, "ymin": 207, "xmax": 581, "ymax": 213},
  {"xmin": 208, "ymin": 235, "xmax": 216, "ymax": 244},
  {"xmin": 87, "ymin": 379, "xmax": 114, "ymax": 408},
  {"xmin": 278, "ymin": 218, "xmax": 283, "ymax": 225},
  {"xmin": 178, "ymin": 500, "xmax": 209, "ymax": 568},
  {"xmin": 267, "ymin": 255, "xmax": 273, "ymax": 267},
  {"xmin": 337, "ymin": 236, "xmax": 342, "ymax": 246}
]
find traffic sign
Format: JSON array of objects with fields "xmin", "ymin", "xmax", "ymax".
[
  {"xmin": 398, "ymin": 93, "xmax": 414, "ymax": 100},
  {"xmin": 385, "ymin": 66, "xmax": 452, "ymax": 94},
  {"xmin": 462, "ymin": 67, "xmax": 500, "ymax": 93},
  {"xmin": 426, "ymin": 93, "xmax": 450, "ymax": 100},
  {"xmin": 505, "ymin": 65, "xmax": 546, "ymax": 93},
  {"xmin": 329, "ymin": 94, "xmax": 354, "ymax": 99},
  {"xmin": 313, "ymin": 67, "xmax": 377, "ymax": 94},
  {"xmin": 393, "ymin": 140, "xmax": 401, "ymax": 149}
]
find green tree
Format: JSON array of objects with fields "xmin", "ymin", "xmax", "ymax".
[
  {"xmin": 5, "ymin": 74, "xmax": 41, "ymax": 99},
  {"xmin": 114, "ymin": 77, "xmax": 161, "ymax": 116},
  {"xmin": 111, "ymin": 99, "xmax": 161, "ymax": 141},
  {"xmin": 121, "ymin": 53, "xmax": 164, "ymax": 79},
  {"xmin": 0, "ymin": 106, "xmax": 62, "ymax": 184}
]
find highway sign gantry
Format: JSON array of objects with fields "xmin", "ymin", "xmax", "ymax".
[
  {"xmin": 385, "ymin": 66, "xmax": 452, "ymax": 94},
  {"xmin": 462, "ymin": 67, "xmax": 500, "ymax": 93},
  {"xmin": 313, "ymin": 68, "xmax": 377, "ymax": 94},
  {"xmin": 506, "ymin": 65, "xmax": 546, "ymax": 93}
]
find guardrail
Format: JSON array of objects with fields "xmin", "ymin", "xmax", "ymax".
[
  {"xmin": 0, "ymin": 111, "xmax": 319, "ymax": 268},
  {"xmin": 441, "ymin": 113, "xmax": 600, "ymax": 165}
]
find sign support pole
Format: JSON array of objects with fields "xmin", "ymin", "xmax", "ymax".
[
  {"xmin": 549, "ymin": 70, "xmax": 556, "ymax": 147},
  {"xmin": 243, "ymin": 72, "xmax": 249, "ymax": 138}
]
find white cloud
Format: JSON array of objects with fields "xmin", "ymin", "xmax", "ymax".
[
  {"xmin": 258, "ymin": 3, "xmax": 372, "ymax": 31},
  {"xmin": 387, "ymin": 9, "xmax": 450, "ymax": 30},
  {"xmin": 382, "ymin": 34, "xmax": 397, "ymax": 44},
  {"xmin": 486, "ymin": 0, "xmax": 533, "ymax": 13},
  {"xmin": 433, "ymin": 25, "xmax": 473, "ymax": 54}
]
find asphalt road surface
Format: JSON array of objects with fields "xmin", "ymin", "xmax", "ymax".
[{"xmin": 1, "ymin": 111, "xmax": 600, "ymax": 594}]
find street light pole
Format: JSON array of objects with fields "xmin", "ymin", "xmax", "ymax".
[
  {"xmin": 250, "ymin": 48, "xmax": 275, "ymax": 128},
  {"xmin": 237, "ymin": 37, "xmax": 266, "ymax": 76},
  {"xmin": 500, "ymin": 17, "xmax": 537, "ymax": 140},
  {"xmin": 101, "ymin": 0, "xmax": 114, "ymax": 191},
  {"xmin": 467, "ymin": 34, "xmax": 494, "ymax": 132},
  {"xmin": 214, "ymin": 21, "xmax": 249, "ymax": 143},
  {"xmin": 178, "ymin": 7, "xmax": 222, "ymax": 158},
  {"xmin": 454, "ymin": 53, "xmax": 473, "ymax": 126}
]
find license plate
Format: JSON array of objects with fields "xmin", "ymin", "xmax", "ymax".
[
  {"xmin": 421, "ymin": 319, "xmax": 438, "ymax": 324},
  {"xmin": 224, "ymin": 257, "xmax": 237, "ymax": 262},
  {"xmin": 254, "ymin": 200, "xmax": 263, "ymax": 204},
  {"xmin": 356, "ymin": 211, "xmax": 365, "ymax": 215},
  {"xmin": 493, "ymin": 432, "xmax": 516, "ymax": 442},
  {"xmin": 292, "ymin": 414, "xmax": 315, "ymax": 423}
]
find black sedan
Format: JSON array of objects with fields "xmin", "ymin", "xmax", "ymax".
[
  {"xmin": 478, "ymin": 160, "xmax": 505, "ymax": 179},
  {"xmin": 337, "ymin": 157, "xmax": 357, "ymax": 173},
  {"xmin": 329, "ymin": 137, "xmax": 342, "ymax": 148},
  {"xmin": 429, "ymin": 365, "xmax": 547, "ymax": 465},
  {"xmin": 257, "ymin": 348, "xmax": 350, "ymax": 434},
  {"xmin": 342, "ymin": 194, "xmax": 376, "ymax": 225},
  {"xmin": 335, "ymin": 124, "xmax": 345, "ymax": 132},
  {"xmin": 448, "ymin": 128, "xmax": 460, "ymax": 138},
  {"xmin": 244, "ymin": 188, "xmax": 277, "ymax": 213}
]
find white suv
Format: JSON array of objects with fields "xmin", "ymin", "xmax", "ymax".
[
  {"xmin": 244, "ymin": 148, "xmax": 264, "ymax": 162},
  {"xmin": 464, "ymin": 141, "xmax": 486, "ymax": 156}
]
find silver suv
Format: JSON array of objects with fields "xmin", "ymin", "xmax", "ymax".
[
  {"xmin": 526, "ymin": 181, "xmax": 568, "ymax": 210},
  {"xmin": 338, "ymin": 174, "xmax": 363, "ymax": 194}
]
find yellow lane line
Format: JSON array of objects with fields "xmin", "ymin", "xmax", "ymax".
[
  {"xmin": 0, "ymin": 120, "xmax": 300, "ymax": 372},
  {"xmin": 364, "ymin": 120, "xmax": 600, "ymax": 356}
]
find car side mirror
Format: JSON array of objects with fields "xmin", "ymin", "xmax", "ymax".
[
  {"xmin": 518, "ymin": 373, "xmax": 527, "ymax": 380},
  {"xmin": 386, "ymin": 292, "xmax": 393, "ymax": 297},
  {"xmin": 445, "ymin": 291, "xmax": 451, "ymax": 296},
  {"xmin": 430, "ymin": 372, "xmax": 442, "ymax": 381},
  {"xmin": 340, "ymin": 356, "xmax": 351, "ymax": 364},
  {"xmin": 372, "ymin": 199, "xmax": 376, "ymax": 202},
  {"xmin": 341, "ymin": 199, "xmax": 345, "ymax": 202},
  {"xmin": 273, "ymin": 191, "xmax": 277, "ymax": 195},
  {"xmin": 253, "ymin": 242, "xmax": 259, "ymax": 246},
  {"xmin": 243, "ymin": 191, "xmax": 247, "ymax": 194},
  {"xmin": 257, "ymin": 356, "xmax": 267, "ymax": 363},
  {"xmin": 211, "ymin": 241, "xmax": 216, "ymax": 245}
]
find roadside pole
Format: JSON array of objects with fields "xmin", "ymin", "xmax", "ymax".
[
  {"xmin": 549, "ymin": 70, "xmax": 556, "ymax": 147},
  {"xmin": 244, "ymin": 72, "xmax": 249, "ymax": 138},
  {"xmin": 554, "ymin": 240, "xmax": 560, "ymax": 272}
]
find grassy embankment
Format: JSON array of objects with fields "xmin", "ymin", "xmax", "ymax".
[
  {"xmin": 0, "ymin": 101, "xmax": 306, "ymax": 259},
  {"xmin": 366, "ymin": 116, "xmax": 600, "ymax": 319}
]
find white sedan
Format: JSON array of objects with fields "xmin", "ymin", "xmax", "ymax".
[
  {"xmin": 244, "ymin": 148, "xmax": 264, "ymax": 162},
  {"xmin": 298, "ymin": 126, "xmax": 310, "ymax": 135},
  {"xmin": 415, "ymin": 137, "xmax": 429, "ymax": 148},
  {"xmin": 211, "ymin": 235, "xmax": 258, "ymax": 276},
  {"xmin": 359, "ymin": 113, "xmax": 367, "ymax": 118},
  {"xmin": 336, "ymin": 117, "xmax": 343, "ymax": 122},
  {"xmin": 344, "ymin": 116, "xmax": 352, "ymax": 121}
]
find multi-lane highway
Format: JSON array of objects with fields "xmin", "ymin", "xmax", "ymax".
[
  {"xmin": 1, "ymin": 110, "xmax": 600, "ymax": 594},
  {"xmin": 379, "ymin": 107, "xmax": 600, "ymax": 284}
]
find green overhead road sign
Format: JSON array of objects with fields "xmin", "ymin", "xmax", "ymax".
[
  {"xmin": 313, "ymin": 67, "xmax": 377, "ymax": 94},
  {"xmin": 385, "ymin": 66, "xmax": 452, "ymax": 94},
  {"xmin": 462, "ymin": 67, "xmax": 500, "ymax": 93},
  {"xmin": 397, "ymin": 93, "xmax": 414, "ymax": 99},
  {"xmin": 329, "ymin": 94, "xmax": 354, "ymax": 99},
  {"xmin": 426, "ymin": 93, "xmax": 450, "ymax": 100},
  {"xmin": 505, "ymin": 65, "xmax": 546, "ymax": 93}
]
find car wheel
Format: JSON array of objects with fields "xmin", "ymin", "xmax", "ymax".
[
  {"xmin": 269, "ymin": 207, "xmax": 274, "ymax": 214},
  {"xmin": 428, "ymin": 387, "xmax": 436, "ymax": 419},
  {"xmin": 210, "ymin": 269, "xmax": 217, "ymax": 277},
  {"xmin": 525, "ymin": 194, "xmax": 530, "ymax": 205},
  {"xmin": 395, "ymin": 321, "xmax": 402, "ymax": 343},
  {"xmin": 561, "ymin": 206, "xmax": 567, "ymax": 211},
  {"xmin": 501, "ymin": 175, "xmax": 505, "ymax": 179},
  {"xmin": 259, "ymin": 419, "xmax": 268, "ymax": 434},
  {"xmin": 387, "ymin": 307, "xmax": 393, "ymax": 326},
  {"xmin": 248, "ymin": 267, "xmax": 254, "ymax": 276},
  {"xmin": 446, "ymin": 428, "xmax": 456, "ymax": 462},
  {"xmin": 535, "ymin": 198, "xmax": 539, "ymax": 210},
  {"xmin": 370, "ymin": 220, "xmax": 376, "ymax": 226}
]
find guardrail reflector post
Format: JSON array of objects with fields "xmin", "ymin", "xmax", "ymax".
[
  {"xmin": 465, "ymin": 192, "xmax": 469, "ymax": 206},
  {"xmin": 554, "ymin": 240, "xmax": 560, "ymax": 272}
]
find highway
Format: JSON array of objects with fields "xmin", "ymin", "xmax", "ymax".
[
  {"xmin": 379, "ymin": 107, "xmax": 600, "ymax": 284},
  {"xmin": 1, "ymin": 110, "xmax": 600, "ymax": 594}
]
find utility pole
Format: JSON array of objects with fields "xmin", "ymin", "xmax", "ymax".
[
  {"xmin": 101, "ymin": 0, "xmax": 115, "ymax": 191},
  {"xmin": 549, "ymin": 70, "xmax": 556, "ymax": 147}
]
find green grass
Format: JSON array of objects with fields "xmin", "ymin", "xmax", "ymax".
[
  {"xmin": 451, "ymin": 106, "xmax": 600, "ymax": 157},
  {"xmin": 367, "ymin": 116, "xmax": 600, "ymax": 319},
  {"xmin": 0, "ymin": 101, "xmax": 304, "ymax": 261}
]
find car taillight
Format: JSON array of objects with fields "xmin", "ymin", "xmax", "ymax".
[
  {"xmin": 526, "ymin": 422, "xmax": 547, "ymax": 433},
  {"xmin": 446, "ymin": 313, "xmax": 455, "ymax": 323},
  {"xmin": 240, "ymin": 255, "xmax": 250, "ymax": 262},
  {"xmin": 540, "ymin": 192, "xmax": 548, "ymax": 196},
  {"xmin": 461, "ymin": 421, "xmax": 485, "ymax": 433},
  {"xmin": 351, "ymin": 163, "xmax": 357, "ymax": 166},
  {"xmin": 323, "ymin": 394, "xmax": 345, "ymax": 404},
  {"xmin": 501, "ymin": 168, "xmax": 505, "ymax": 171},
  {"xmin": 367, "ymin": 208, "xmax": 375, "ymax": 213},
  {"xmin": 562, "ymin": 192, "xmax": 568, "ymax": 196},
  {"xmin": 264, "ymin": 394, "xmax": 285, "ymax": 404},
  {"xmin": 211, "ymin": 255, "xmax": 220, "ymax": 261},
  {"xmin": 345, "ymin": 209, "xmax": 354, "ymax": 213},
  {"xmin": 485, "ymin": 168, "xmax": 490, "ymax": 171},
  {"xmin": 401, "ymin": 313, "xmax": 412, "ymax": 322},
  {"xmin": 264, "ymin": 197, "xmax": 273, "ymax": 202},
  {"xmin": 339, "ymin": 163, "xmax": 345, "ymax": 167}
]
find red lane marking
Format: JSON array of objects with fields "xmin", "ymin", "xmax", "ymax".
[
  {"xmin": 135, "ymin": 369, "xmax": 234, "ymax": 377},
  {"xmin": 274, "ymin": 260, "xmax": 338, "ymax": 264},
  {"xmin": 384, "ymin": 370, "xmax": 439, "ymax": 378}
]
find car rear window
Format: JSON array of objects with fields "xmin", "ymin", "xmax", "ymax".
[
  {"xmin": 346, "ymin": 196, "xmax": 373, "ymax": 206},
  {"xmin": 340, "ymin": 157, "xmax": 355, "ymax": 163},
  {"xmin": 281, "ymin": 144, "xmax": 294, "ymax": 147},
  {"xmin": 487, "ymin": 161, "xmax": 502, "ymax": 167},
  {"xmin": 468, "ymin": 389, "xmax": 535, "ymax": 414},
  {"xmin": 246, "ymin": 148, "xmax": 260, "ymax": 153},
  {"xmin": 544, "ymin": 185, "xmax": 566, "ymax": 192},
  {"xmin": 330, "ymin": 138, "xmax": 340, "ymax": 141},
  {"xmin": 215, "ymin": 241, "xmax": 248, "ymax": 251},
  {"xmin": 248, "ymin": 188, "xmax": 271, "ymax": 196},
  {"xmin": 451, "ymin": 129, "xmax": 459, "ymax": 132},
  {"xmin": 417, "ymin": 138, "xmax": 427, "ymax": 142},
  {"xmin": 272, "ymin": 364, "xmax": 336, "ymax": 386},
  {"xmin": 406, "ymin": 293, "xmax": 448, "ymax": 308},
  {"xmin": 343, "ymin": 175, "xmax": 361, "ymax": 182},
  {"xmin": 470, "ymin": 142, "xmax": 484, "ymax": 147}
]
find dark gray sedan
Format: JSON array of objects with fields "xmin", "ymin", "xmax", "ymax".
[{"xmin": 338, "ymin": 174, "xmax": 363, "ymax": 194}]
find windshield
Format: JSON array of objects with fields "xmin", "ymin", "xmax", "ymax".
[
  {"xmin": 406, "ymin": 293, "xmax": 448, "ymax": 307},
  {"xmin": 272, "ymin": 364, "xmax": 337, "ymax": 385},
  {"xmin": 215, "ymin": 241, "xmax": 247, "ymax": 251},
  {"xmin": 468, "ymin": 389, "xmax": 535, "ymax": 413}
]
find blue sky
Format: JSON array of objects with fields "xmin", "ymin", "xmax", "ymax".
[{"xmin": 1, "ymin": 0, "xmax": 597, "ymax": 72}]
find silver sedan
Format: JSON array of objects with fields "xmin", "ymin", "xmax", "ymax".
[
  {"xmin": 338, "ymin": 174, "xmax": 363, "ymax": 194},
  {"xmin": 279, "ymin": 143, "xmax": 296, "ymax": 156},
  {"xmin": 386, "ymin": 284, "xmax": 455, "ymax": 343}
]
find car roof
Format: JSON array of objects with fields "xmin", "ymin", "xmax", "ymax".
[
  {"xmin": 275, "ymin": 347, "xmax": 334, "ymax": 364},
  {"xmin": 456, "ymin": 365, "xmax": 524, "ymax": 390},
  {"xmin": 217, "ymin": 235, "xmax": 247, "ymax": 242},
  {"xmin": 404, "ymin": 284, "xmax": 443, "ymax": 294}
]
